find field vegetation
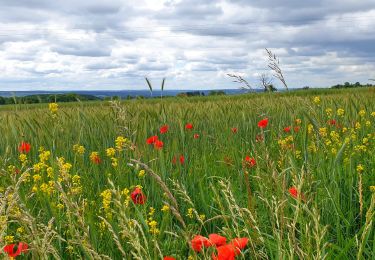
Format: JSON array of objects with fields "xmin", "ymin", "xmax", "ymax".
[{"xmin": 0, "ymin": 87, "xmax": 374, "ymax": 259}]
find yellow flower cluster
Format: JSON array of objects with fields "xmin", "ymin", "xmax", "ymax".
[
  {"xmin": 73, "ymin": 144, "xmax": 86, "ymax": 155},
  {"xmin": 49, "ymin": 102, "xmax": 59, "ymax": 116},
  {"xmin": 147, "ymin": 207, "xmax": 160, "ymax": 235}
]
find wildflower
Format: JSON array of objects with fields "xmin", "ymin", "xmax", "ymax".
[
  {"xmin": 131, "ymin": 187, "xmax": 146, "ymax": 205},
  {"xmin": 3, "ymin": 242, "xmax": 28, "ymax": 258},
  {"xmin": 154, "ymin": 140, "xmax": 164, "ymax": 149},
  {"xmin": 295, "ymin": 118, "xmax": 302, "ymax": 125},
  {"xmin": 283, "ymin": 126, "xmax": 291, "ymax": 133},
  {"xmin": 328, "ymin": 119, "xmax": 337, "ymax": 125},
  {"xmin": 179, "ymin": 155, "xmax": 185, "ymax": 164},
  {"xmin": 337, "ymin": 108, "xmax": 345, "ymax": 116},
  {"xmin": 243, "ymin": 156, "xmax": 256, "ymax": 168},
  {"xmin": 191, "ymin": 235, "xmax": 210, "ymax": 252},
  {"xmin": 326, "ymin": 108, "xmax": 332, "ymax": 117},
  {"xmin": 231, "ymin": 127, "xmax": 238, "ymax": 133},
  {"xmin": 148, "ymin": 220, "xmax": 160, "ymax": 235},
  {"xmin": 293, "ymin": 126, "xmax": 300, "ymax": 133},
  {"xmin": 90, "ymin": 152, "xmax": 101, "ymax": 164},
  {"xmin": 18, "ymin": 142, "xmax": 31, "ymax": 154},
  {"xmin": 257, "ymin": 118, "xmax": 268, "ymax": 129},
  {"xmin": 185, "ymin": 123, "xmax": 193, "ymax": 130},
  {"xmin": 187, "ymin": 208, "xmax": 194, "ymax": 218},
  {"xmin": 313, "ymin": 96, "xmax": 320, "ymax": 104},
  {"xmin": 4, "ymin": 235, "xmax": 14, "ymax": 244},
  {"xmin": 161, "ymin": 205, "xmax": 170, "ymax": 212},
  {"xmin": 146, "ymin": 135, "xmax": 158, "ymax": 145},
  {"xmin": 160, "ymin": 125, "xmax": 169, "ymax": 134},
  {"xmin": 356, "ymin": 164, "xmax": 364, "ymax": 173},
  {"xmin": 212, "ymin": 238, "xmax": 248, "ymax": 260},
  {"xmin": 16, "ymin": 227, "xmax": 24, "ymax": 234},
  {"xmin": 164, "ymin": 257, "xmax": 176, "ymax": 260},
  {"xmin": 371, "ymin": 111, "xmax": 375, "ymax": 117},
  {"xmin": 49, "ymin": 102, "xmax": 58, "ymax": 113},
  {"xmin": 106, "ymin": 148, "xmax": 116, "ymax": 157},
  {"xmin": 100, "ymin": 189, "xmax": 112, "ymax": 210},
  {"xmin": 208, "ymin": 234, "xmax": 227, "ymax": 247},
  {"xmin": 138, "ymin": 170, "xmax": 146, "ymax": 178},
  {"xmin": 193, "ymin": 133, "xmax": 200, "ymax": 139},
  {"xmin": 288, "ymin": 186, "xmax": 305, "ymax": 201},
  {"xmin": 370, "ymin": 186, "xmax": 375, "ymax": 192},
  {"xmin": 73, "ymin": 144, "xmax": 85, "ymax": 155},
  {"xmin": 115, "ymin": 136, "xmax": 127, "ymax": 150},
  {"xmin": 358, "ymin": 109, "xmax": 365, "ymax": 117},
  {"xmin": 288, "ymin": 187, "xmax": 298, "ymax": 198}
]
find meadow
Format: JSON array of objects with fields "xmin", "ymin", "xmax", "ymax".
[{"xmin": 0, "ymin": 88, "xmax": 374, "ymax": 259}]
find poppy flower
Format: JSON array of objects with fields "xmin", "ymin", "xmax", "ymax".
[
  {"xmin": 283, "ymin": 126, "xmax": 291, "ymax": 133},
  {"xmin": 131, "ymin": 187, "xmax": 146, "ymax": 205},
  {"xmin": 191, "ymin": 235, "xmax": 210, "ymax": 252},
  {"xmin": 293, "ymin": 126, "xmax": 300, "ymax": 133},
  {"xmin": 179, "ymin": 155, "xmax": 185, "ymax": 164},
  {"xmin": 230, "ymin": 237, "xmax": 248, "ymax": 253},
  {"xmin": 90, "ymin": 152, "xmax": 101, "ymax": 164},
  {"xmin": 193, "ymin": 133, "xmax": 200, "ymax": 139},
  {"xmin": 160, "ymin": 125, "xmax": 169, "ymax": 134},
  {"xmin": 172, "ymin": 156, "xmax": 177, "ymax": 165},
  {"xmin": 288, "ymin": 186, "xmax": 305, "ymax": 201},
  {"xmin": 18, "ymin": 142, "xmax": 31, "ymax": 154},
  {"xmin": 212, "ymin": 245, "xmax": 236, "ymax": 260},
  {"xmin": 257, "ymin": 118, "xmax": 268, "ymax": 129},
  {"xmin": 185, "ymin": 123, "xmax": 193, "ymax": 130},
  {"xmin": 243, "ymin": 156, "xmax": 256, "ymax": 168},
  {"xmin": 231, "ymin": 128, "xmax": 238, "ymax": 134},
  {"xmin": 328, "ymin": 119, "xmax": 336, "ymax": 125},
  {"xmin": 3, "ymin": 242, "xmax": 29, "ymax": 258},
  {"xmin": 209, "ymin": 234, "xmax": 227, "ymax": 247},
  {"xmin": 146, "ymin": 135, "xmax": 158, "ymax": 145},
  {"xmin": 154, "ymin": 140, "xmax": 164, "ymax": 150},
  {"xmin": 163, "ymin": 257, "xmax": 176, "ymax": 260}
]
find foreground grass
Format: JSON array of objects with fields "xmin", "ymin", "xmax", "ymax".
[{"xmin": 0, "ymin": 88, "xmax": 374, "ymax": 259}]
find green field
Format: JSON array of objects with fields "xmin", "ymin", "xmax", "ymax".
[{"xmin": 0, "ymin": 88, "xmax": 374, "ymax": 259}]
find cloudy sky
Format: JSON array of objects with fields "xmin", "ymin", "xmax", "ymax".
[{"xmin": 0, "ymin": 0, "xmax": 375, "ymax": 90}]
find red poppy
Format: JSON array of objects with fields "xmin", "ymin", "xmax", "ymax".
[
  {"xmin": 229, "ymin": 237, "xmax": 248, "ymax": 253},
  {"xmin": 193, "ymin": 133, "xmax": 200, "ymax": 139},
  {"xmin": 257, "ymin": 118, "xmax": 268, "ymax": 129},
  {"xmin": 243, "ymin": 156, "xmax": 256, "ymax": 168},
  {"xmin": 288, "ymin": 186, "xmax": 305, "ymax": 201},
  {"xmin": 283, "ymin": 126, "xmax": 291, "ymax": 133},
  {"xmin": 163, "ymin": 257, "xmax": 176, "ymax": 260},
  {"xmin": 154, "ymin": 140, "xmax": 164, "ymax": 149},
  {"xmin": 231, "ymin": 127, "xmax": 238, "ymax": 134},
  {"xmin": 212, "ymin": 245, "xmax": 236, "ymax": 260},
  {"xmin": 185, "ymin": 123, "xmax": 193, "ymax": 130},
  {"xmin": 191, "ymin": 235, "xmax": 210, "ymax": 252},
  {"xmin": 209, "ymin": 234, "xmax": 227, "ymax": 247},
  {"xmin": 172, "ymin": 156, "xmax": 177, "ymax": 165},
  {"xmin": 131, "ymin": 187, "xmax": 146, "ymax": 205},
  {"xmin": 3, "ymin": 242, "xmax": 28, "ymax": 258},
  {"xmin": 160, "ymin": 125, "xmax": 169, "ymax": 134},
  {"xmin": 91, "ymin": 155, "xmax": 101, "ymax": 164},
  {"xmin": 18, "ymin": 142, "xmax": 31, "ymax": 154},
  {"xmin": 328, "ymin": 119, "xmax": 336, "ymax": 125},
  {"xmin": 293, "ymin": 126, "xmax": 300, "ymax": 133},
  {"xmin": 146, "ymin": 135, "xmax": 158, "ymax": 145},
  {"xmin": 179, "ymin": 155, "xmax": 185, "ymax": 164}
]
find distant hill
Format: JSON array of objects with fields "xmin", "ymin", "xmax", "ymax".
[{"xmin": 0, "ymin": 93, "xmax": 100, "ymax": 105}]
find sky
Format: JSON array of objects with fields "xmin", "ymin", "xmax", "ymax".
[{"xmin": 0, "ymin": 0, "xmax": 375, "ymax": 91}]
